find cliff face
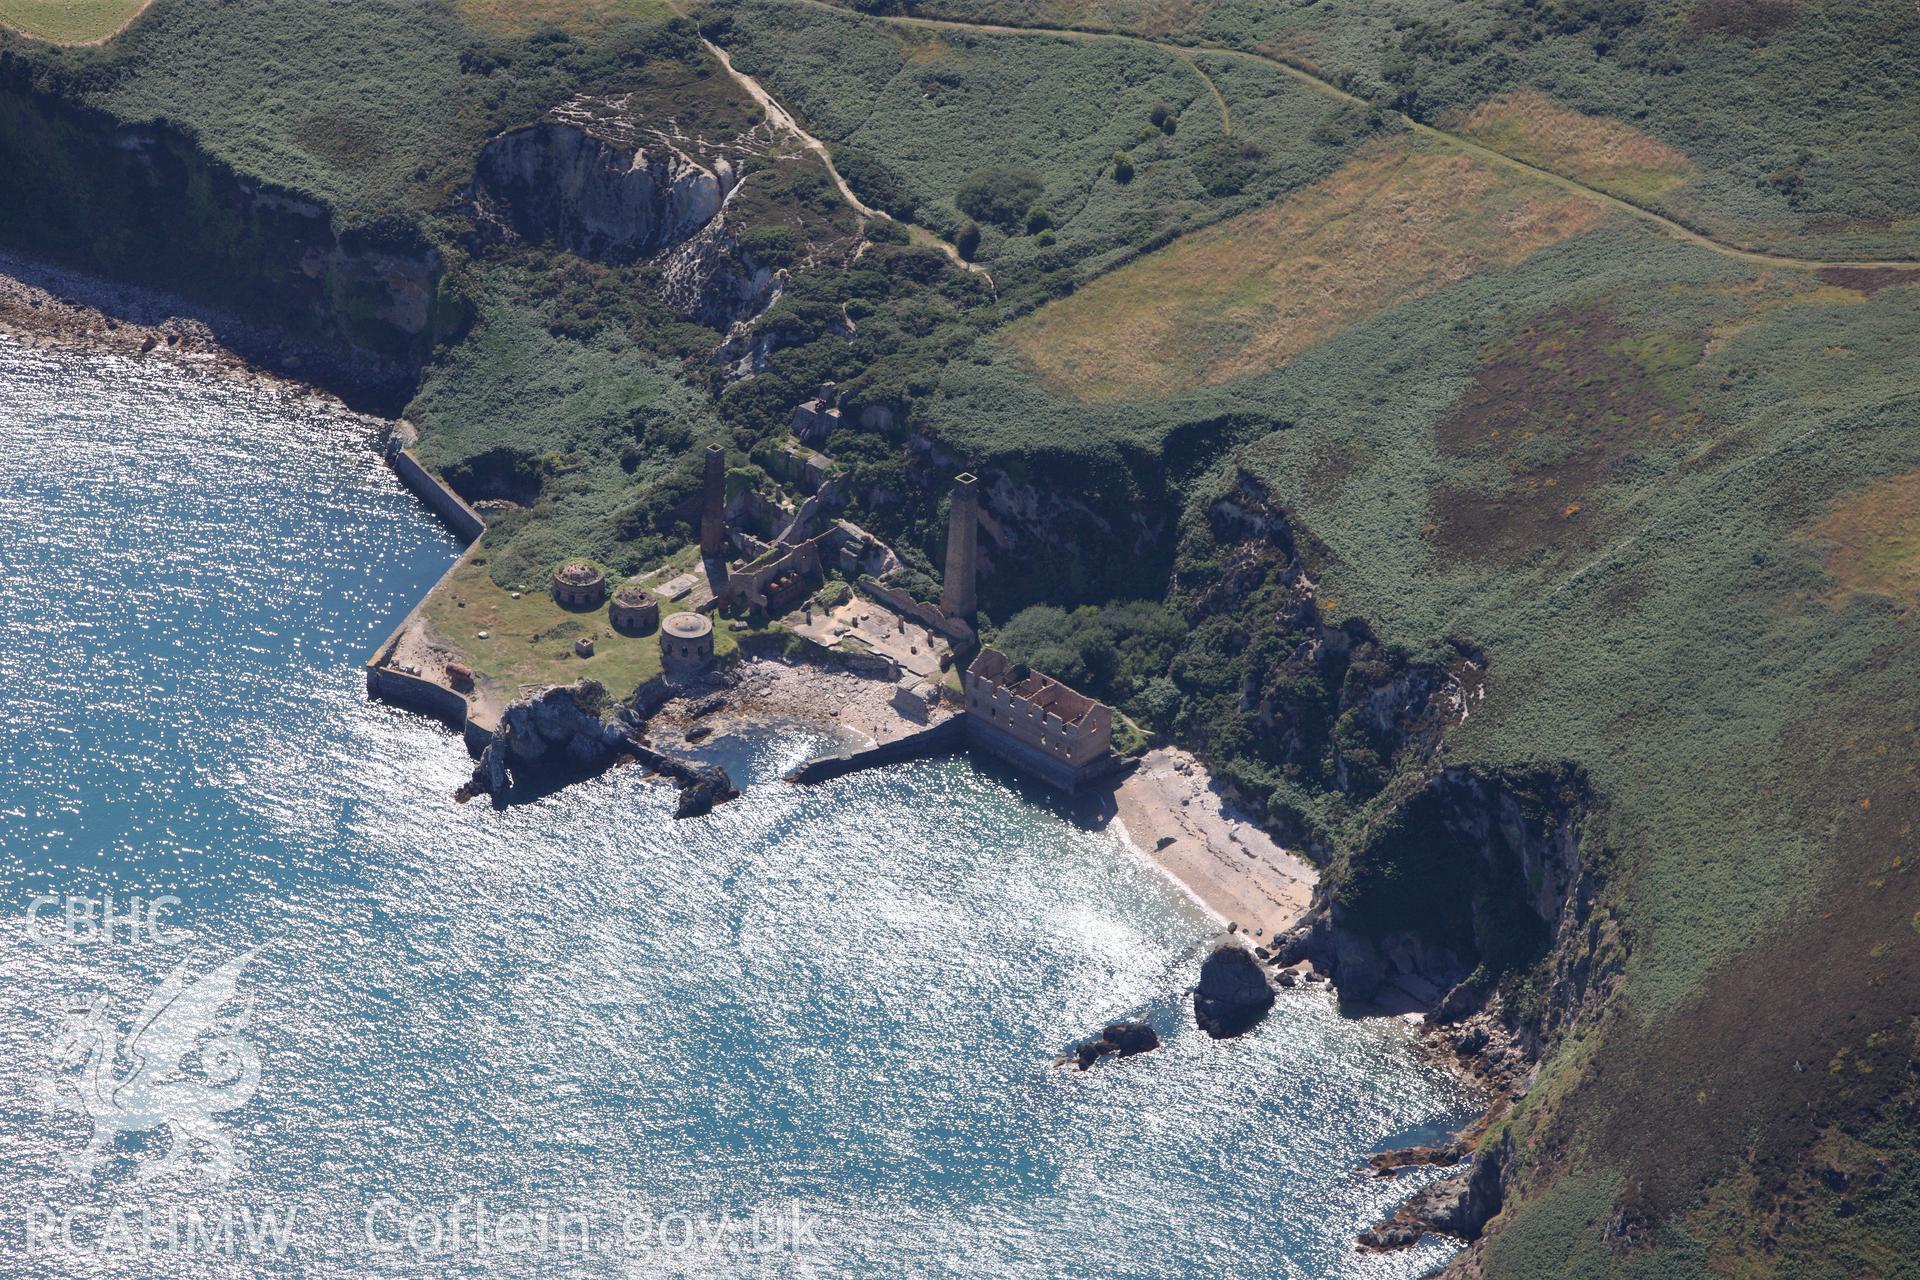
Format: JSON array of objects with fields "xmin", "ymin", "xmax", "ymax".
[
  {"xmin": 470, "ymin": 122, "xmax": 731, "ymax": 263},
  {"xmin": 1173, "ymin": 472, "xmax": 1476, "ymax": 834},
  {"xmin": 1281, "ymin": 766, "xmax": 1613, "ymax": 1018},
  {"xmin": 0, "ymin": 85, "xmax": 447, "ymax": 409},
  {"xmin": 468, "ymin": 119, "xmax": 783, "ymax": 327}
]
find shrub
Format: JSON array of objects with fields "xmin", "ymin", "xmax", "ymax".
[
  {"xmin": 954, "ymin": 165, "xmax": 1044, "ymax": 230},
  {"xmin": 737, "ymin": 223, "xmax": 798, "ymax": 269},
  {"xmin": 1148, "ymin": 101, "xmax": 1174, "ymax": 131},
  {"xmin": 1112, "ymin": 150, "xmax": 1135, "ymax": 183},
  {"xmin": 954, "ymin": 221, "xmax": 982, "ymax": 260},
  {"xmin": 835, "ymin": 145, "xmax": 917, "ymax": 220},
  {"xmin": 1189, "ymin": 137, "xmax": 1261, "ymax": 197},
  {"xmin": 1025, "ymin": 205, "xmax": 1055, "ymax": 235}
]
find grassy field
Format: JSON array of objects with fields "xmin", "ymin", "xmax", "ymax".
[
  {"xmin": 1445, "ymin": 90, "xmax": 1692, "ymax": 205},
  {"xmin": 421, "ymin": 549, "xmax": 739, "ymax": 705},
  {"xmin": 1002, "ymin": 137, "xmax": 1605, "ymax": 401},
  {"xmin": 0, "ymin": 0, "xmax": 146, "ymax": 42},
  {"xmin": 1812, "ymin": 467, "xmax": 1920, "ymax": 604}
]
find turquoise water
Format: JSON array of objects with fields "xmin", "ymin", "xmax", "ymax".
[{"xmin": 0, "ymin": 336, "xmax": 1473, "ymax": 1278}]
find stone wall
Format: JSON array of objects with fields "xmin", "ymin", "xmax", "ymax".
[
  {"xmin": 963, "ymin": 647, "xmax": 1114, "ymax": 769},
  {"xmin": 855, "ymin": 577, "xmax": 975, "ymax": 647},
  {"xmin": 385, "ymin": 443, "xmax": 485, "ymax": 542},
  {"xmin": 365, "ymin": 663, "xmax": 472, "ymax": 731}
]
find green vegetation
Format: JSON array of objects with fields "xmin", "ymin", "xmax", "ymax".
[
  {"xmin": 0, "ymin": 0, "xmax": 148, "ymax": 43},
  {"xmin": 422, "ymin": 551, "xmax": 739, "ymax": 705},
  {"xmin": 985, "ymin": 600, "xmax": 1185, "ymax": 728},
  {"xmin": 3, "ymin": 0, "xmax": 1920, "ymax": 1270},
  {"xmin": 407, "ymin": 267, "xmax": 727, "ymax": 593},
  {"xmin": 809, "ymin": 0, "xmax": 1920, "ymax": 259},
  {"xmin": 0, "ymin": 0, "xmax": 708, "ymax": 225},
  {"xmin": 955, "ymin": 165, "xmax": 1043, "ymax": 230}
]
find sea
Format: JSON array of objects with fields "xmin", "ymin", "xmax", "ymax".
[{"xmin": 0, "ymin": 334, "xmax": 1474, "ymax": 1279}]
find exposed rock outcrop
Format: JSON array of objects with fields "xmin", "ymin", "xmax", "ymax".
[
  {"xmin": 660, "ymin": 215, "xmax": 782, "ymax": 328},
  {"xmin": 1193, "ymin": 943, "xmax": 1275, "ymax": 1038},
  {"xmin": 465, "ymin": 680, "xmax": 628, "ymax": 799},
  {"xmin": 470, "ymin": 123, "xmax": 730, "ymax": 263},
  {"xmin": 462, "ymin": 679, "xmax": 739, "ymax": 817},
  {"xmin": 1360, "ymin": 1133, "xmax": 1510, "ymax": 1251},
  {"xmin": 0, "ymin": 84, "xmax": 445, "ymax": 410},
  {"xmin": 1064, "ymin": 1018, "xmax": 1161, "ymax": 1070},
  {"xmin": 1272, "ymin": 766, "xmax": 1600, "ymax": 1015},
  {"xmin": 1182, "ymin": 470, "xmax": 1477, "ymax": 813},
  {"xmin": 628, "ymin": 739, "xmax": 739, "ymax": 819}
]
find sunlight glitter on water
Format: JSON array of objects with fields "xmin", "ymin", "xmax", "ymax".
[{"xmin": 0, "ymin": 336, "xmax": 1473, "ymax": 1278}]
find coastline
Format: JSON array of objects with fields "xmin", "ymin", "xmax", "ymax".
[
  {"xmin": 659, "ymin": 659, "xmax": 1322, "ymax": 942},
  {"xmin": 0, "ymin": 251, "xmax": 336, "ymax": 395},
  {"xmin": 0, "ymin": 254, "xmax": 1322, "ymax": 948},
  {"xmin": 3, "ymin": 252, "xmax": 1512, "ymax": 1264},
  {"xmin": 1105, "ymin": 747, "xmax": 1318, "ymax": 941}
]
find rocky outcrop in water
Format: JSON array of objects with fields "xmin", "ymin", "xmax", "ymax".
[
  {"xmin": 1193, "ymin": 943, "xmax": 1275, "ymax": 1038},
  {"xmin": 464, "ymin": 680, "xmax": 738, "ymax": 817},
  {"xmin": 1360, "ymin": 1133, "xmax": 1510, "ymax": 1251},
  {"xmin": 1065, "ymin": 1018, "xmax": 1161, "ymax": 1070},
  {"xmin": 470, "ymin": 123, "xmax": 731, "ymax": 263},
  {"xmin": 466, "ymin": 680, "xmax": 628, "ymax": 799},
  {"xmin": 628, "ymin": 739, "xmax": 739, "ymax": 819}
]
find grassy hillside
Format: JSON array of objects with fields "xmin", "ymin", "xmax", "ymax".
[
  {"xmin": 0, "ymin": 0, "xmax": 698, "ymax": 224},
  {"xmin": 807, "ymin": 0, "xmax": 1920, "ymax": 260},
  {"xmin": 704, "ymin": 0, "xmax": 1399, "ymax": 283},
  {"xmin": 910, "ymin": 54, "xmax": 1920, "ymax": 1260},
  {"xmin": 0, "ymin": 0, "xmax": 147, "ymax": 43}
]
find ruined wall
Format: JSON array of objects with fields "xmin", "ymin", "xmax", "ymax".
[{"xmin": 963, "ymin": 650, "xmax": 1114, "ymax": 769}]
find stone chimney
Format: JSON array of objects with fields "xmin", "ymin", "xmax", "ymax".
[
  {"xmin": 941, "ymin": 472, "xmax": 979, "ymax": 618},
  {"xmin": 700, "ymin": 444, "xmax": 727, "ymax": 559}
]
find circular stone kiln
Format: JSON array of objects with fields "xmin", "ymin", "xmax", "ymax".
[
  {"xmin": 659, "ymin": 611, "xmax": 715, "ymax": 675},
  {"xmin": 550, "ymin": 561, "xmax": 607, "ymax": 608},
  {"xmin": 609, "ymin": 584, "xmax": 660, "ymax": 635}
]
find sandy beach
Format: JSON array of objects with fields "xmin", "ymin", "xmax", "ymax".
[{"xmin": 1103, "ymin": 747, "xmax": 1317, "ymax": 941}]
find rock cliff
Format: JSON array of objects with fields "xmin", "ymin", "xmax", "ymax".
[
  {"xmin": 468, "ymin": 680, "xmax": 629, "ymax": 800},
  {"xmin": 469, "ymin": 122, "xmax": 731, "ymax": 263},
  {"xmin": 0, "ymin": 83, "xmax": 447, "ymax": 410}
]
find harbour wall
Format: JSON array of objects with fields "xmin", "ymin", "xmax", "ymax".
[
  {"xmin": 785, "ymin": 715, "xmax": 968, "ymax": 784},
  {"xmin": 785, "ymin": 713, "xmax": 1125, "ymax": 794},
  {"xmin": 384, "ymin": 436, "xmax": 485, "ymax": 543},
  {"xmin": 364, "ymin": 430, "xmax": 489, "ymax": 750}
]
